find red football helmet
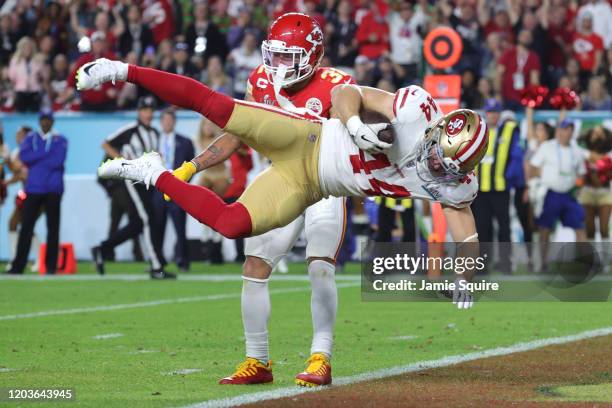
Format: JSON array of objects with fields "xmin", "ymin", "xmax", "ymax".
[{"xmin": 261, "ymin": 13, "xmax": 324, "ymax": 88}]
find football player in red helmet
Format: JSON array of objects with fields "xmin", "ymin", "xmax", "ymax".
[
  {"xmin": 179, "ymin": 13, "xmax": 352, "ymax": 387},
  {"xmin": 260, "ymin": 12, "xmax": 324, "ymax": 90}
]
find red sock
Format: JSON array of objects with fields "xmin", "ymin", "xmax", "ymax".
[
  {"xmin": 155, "ymin": 172, "xmax": 252, "ymax": 238},
  {"xmin": 127, "ymin": 65, "xmax": 235, "ymax": 129}
]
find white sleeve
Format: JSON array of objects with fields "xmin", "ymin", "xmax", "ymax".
[{"xmin": 441, "ymin": 176, "xmax": 479, "ymax": 208}]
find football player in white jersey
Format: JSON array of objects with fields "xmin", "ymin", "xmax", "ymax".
[{"xmin": 83, "ymin": 59, "xmax": 487, "ymax": 305}]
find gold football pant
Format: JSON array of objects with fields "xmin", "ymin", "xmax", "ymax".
[{"xmin": 223, "ymin": 101, "xmax": 325, "ymax": 235}]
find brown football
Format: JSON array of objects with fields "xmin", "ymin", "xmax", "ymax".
[{"xmin": 359, "ymin": 108, "xmax": 395, "ymax": 144}]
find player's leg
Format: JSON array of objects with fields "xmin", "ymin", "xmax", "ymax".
[
  {"xmin": 295, "ymin": 197, "xmax": 347, "ymax": 387},
  {"xmin": 220, "ymin": 217, "xmax": 305, "ymax": 385}
]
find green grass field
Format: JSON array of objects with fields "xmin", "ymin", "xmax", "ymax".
[{"xmin": 1, "ymin": 262, "xmax": 611, "ymax": 407}]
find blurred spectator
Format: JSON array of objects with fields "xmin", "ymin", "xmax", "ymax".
[
  {"xmin": 223, "ymin": 143, "xmax": 253, "ymax": 262},
  {"xmin": 153, "ymin": 108, "xmax": 195, "ymax": 271},
  {"xmin": 355, "ymin": 2, "xmax": 389, "ymax": 60},
  {"xmin": 577, "ymin": 0, "xmax": 612, "ymax": 49},
  {"xmin": 8, "ymin": 37, "xmax": 44, "ymax": 112},
  {"xmin": 388, "ymin": 0, "xmax": 427, "ymax": 84},
  {"xmin": 0, "ymin": 14, "xmax": 17, "ymax": 66},
  {"xmin": 141, "ymin": 0, "xmax": 175, "ymax": 45},
  {"xmin": 70, "ymin": 8, "xmax": 124, "ymax": 52},
  {"xmin": 442, "ymin": 0, "xmax": 482, "ymax": 73},
  {"xmin": 185, "ymin": 2, "xmax": 228, "ymax": 63},
  {"xmin": 168, "ymin": 42, "xmax": 198, "ymax": 78},
  {"xmin": 481, "ymin": 32, "xmax": 506, "ymax": 82},
  {"xmin": 497, "ymin": 29, "xmax": 541, "ymax": 110},
  {"xmin": 212, "ymin": 0, "xmax": 233, "ymax": 34},
  {"xmin": 327, "ymin": 0, "xmax": 358, "ymax": 68},
  {"xmin": 228, "ymin": 31, "xmax": 260, "ymax": 98},
  {"xmin": 563, "ymin": 58, "xmax": 583, "ymax": 92},
  {"xmin": 472, "ymin": 99, "xmax": 525, "ymax": 273},
  {"xmin": 196, "ymin": 118, "xmax": 229, "ymax": 264},
  {"xmin": 577, "ymin": 126, "xmax": 612, "ymax": 241},
  {"xmin": 582, "ymin": 76, "xmax": 612, "ymax": 111},
  {"xmin": 477, "ymin": 0, "xmax": 515, "ymax": 44},
  {"xmin": 374, "ymin": 197, "xmax": 415, "ymax": 244},
  {"xmin": 572, "ymin": 12, "xmax": 604, "ymax": 80},
  {"xmin": 227, "ymin": 6, "xmax": 258, "ymax": 50},
  {"xmin": 514, "ymin": 10, "xmax": 547, "ymax": 67},
  {"xmin": 303, "ymin": 0, "xmax": 326, "ymax": 29},
  {"xmin": 44, "ymin": 53, "xmax": 71, "ymax": 110},
  {"xmin": 372, "ymin": 55, "xmax": 403, "ymax": 90},
  {"xmin": 66, "ymin": 31, "xmax": 123, "ymax": 111},
  {"xmin": 202, "ymin": 55, "xmax": 231, "ymax": 94},
  {"xmin": 37, "ymin": 35, "xmax": 56, "ymax": 65},
  {"xmin": 475, "ymin": 77, "xmax": 495, "ymax": 109},
  {"xmin": 7, "ymin": 110, "xmax": 67, "ymax": 275},
  {"xmin": 353, "ymin": 55, "xmax": 374, "ymax": 86},
  {"xmin": 116, "ymin": 51, "xmax": 140, "ymax": 109},
  {"xmin": 118, "ymin": 4, "xmax": 154, "ymax": 57},
  {"xmin": 530, "ymin": 119, "xmax": 587, "ymax": 267},
  {"xmin": 2, "ymin": 125, "xmax": 41, "ymax": 273},
  {"xmin": 544, "ymin": 4, "xmax": 573, "ymax": 83},
  {"xmin": 461, "ymin": 69, "xmax": 480, "ymax": 109},
  {"xmin": 34, "ymin": 1, "xmax": 68, "ymax": 55},
  {"xmin": 156, "ymin": 38, "xmax": 175, "ymax": 71}
]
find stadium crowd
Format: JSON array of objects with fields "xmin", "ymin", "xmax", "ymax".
[
  {"xmin": 0, "ymin": 0, "xmax": 610, "ymax": 112},
  {"xmin": 0, "ymin": 0, "xmax": 611, "ymax": 273}
]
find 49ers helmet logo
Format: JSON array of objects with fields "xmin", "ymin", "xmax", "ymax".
[{"xmin": 446, "ymin": 113, "xmax": 466, "ymax": 136}]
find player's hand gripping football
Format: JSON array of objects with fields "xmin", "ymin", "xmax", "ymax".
[
  {"xmin": 346, "ymin": 116, "xmax": 392, "ymax": 154},
  {"xmin": 163, "ymin": 161, "xmax": 197, "ymax": 201}
]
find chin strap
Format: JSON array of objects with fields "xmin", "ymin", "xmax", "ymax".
[{"xmin": 272, "ymin": 64, "xmax": 322, "ymax": 119}]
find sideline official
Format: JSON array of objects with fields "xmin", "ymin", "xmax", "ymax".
[{"xmin": 92, "ymin": 96, "xmax": 173, "ymax": 279}]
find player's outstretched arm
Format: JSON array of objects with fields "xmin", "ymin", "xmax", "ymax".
[{"xmin": 443, "ymin": 205, "xmax": 478, "ymax": 309}]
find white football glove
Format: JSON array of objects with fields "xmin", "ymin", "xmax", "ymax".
[
  {"xmin": 452, "ymin": 278, "xmax": 474, "ymax": 310},
  {"xmin": 346, "ymin": 116, "xmax": 392, "ymax": 154}
]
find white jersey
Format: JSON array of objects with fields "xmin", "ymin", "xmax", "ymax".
[{"xmin": 318, "ymin": 86, "xmax": 478, "ymax": 208}]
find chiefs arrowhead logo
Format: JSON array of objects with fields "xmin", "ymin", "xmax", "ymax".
[
  {"xmin": 306, "ymin": 26, "xmax": 323, "ymax": 49},
  {"xmin": 446, "ymin": 114, "xmax": 466, "ymax": 137}
]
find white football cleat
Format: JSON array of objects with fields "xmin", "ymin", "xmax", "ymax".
[
  {"xmin": 98, "ymin": 152, "xmax": 166, "ymax": 188},
  {"xmin": 76, "ymin": 58, "xmax": 128, "ymax": 91}
]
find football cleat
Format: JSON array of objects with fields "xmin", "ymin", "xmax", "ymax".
[
  {"xmin": 97, "ymin": 152, "xmax": 166, "ymax": 189},
  {"xmin": 76, "ymin": 58, "xmax": 128, "ymax": 91},
  {"xmin": 295, "ymin": 353, "xmax": 332, "ymax": 387},
  {"xmin": 219, "ymin": 358, "xmax": 273, "ymax": 385}
]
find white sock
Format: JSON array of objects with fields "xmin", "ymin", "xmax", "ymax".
[
  {"xmin": 242, "ymin": 277, "xmax": 270, "ymax": 363},
  {"xmin": 308, "ymin": 260, "xmax": 337, "ymax": 358},
  {"xmin": 31, "ymin": 234, "xmax": 41, "ymax": 270},
  {"xmin": 8, "ymin": 231, "xmax": 17, "ymax": 259},
  {"xmin": 149, "ymin": 169, "xmax": 169, "ymax": 188}
]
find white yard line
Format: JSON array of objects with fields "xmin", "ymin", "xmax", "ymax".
[
  {"xmin": 0, "ymin": 274, "xmax": 361, "ymax": 282},
  {"xmin": 1, "ymin": 274, "xmax": 611, "ymax": 282},
  {"xmin": 183, "ymin": 326, "xmax": 612, "ymax": 408},
  {"xmin": 92, "ymin": 333, "xmax": 124, "ymax": 340},
  {"xmin": 0, "ymin": 283, "xmax": 359, "ymax": 321}
]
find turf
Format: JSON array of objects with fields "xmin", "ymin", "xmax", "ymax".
[
  {"xmin": 545, "ymin": 383, "xmax": 612, "ymax": 402},
  {"xmin": 0, "ymin": 262, "xmax": 611, "ymax": 407}
]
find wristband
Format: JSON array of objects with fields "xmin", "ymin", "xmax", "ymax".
[{"xmin": 346, "ymin": 115, "xmax": 363, "ymax": 136}]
